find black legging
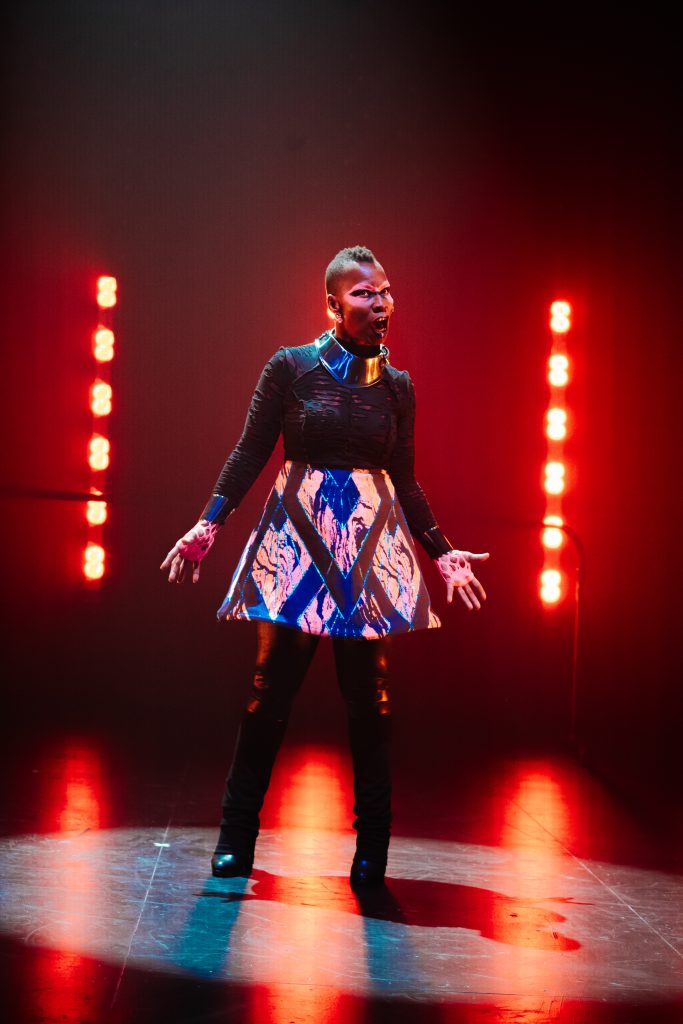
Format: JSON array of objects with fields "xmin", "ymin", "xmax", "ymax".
[{"xmin": 218, "ymin": 621, "xmax": 392, "ymax": 860}]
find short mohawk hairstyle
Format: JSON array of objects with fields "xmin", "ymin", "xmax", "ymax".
[{"xmin": 325, "ymin": 245, "xmax": 378, "ymax": 294}]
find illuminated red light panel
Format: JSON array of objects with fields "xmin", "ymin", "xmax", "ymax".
[
  {"xmin": 540, "ymin": 300, "xmax": 572, "ymax": 605},
  {"xmin": 84, "ymin": 276, "xmax": 117, "ymax": 582}
]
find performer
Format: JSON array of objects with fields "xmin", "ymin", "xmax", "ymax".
[{"xmin": 161, "ymin": 245, "xmax": 489, "ymax": 887}]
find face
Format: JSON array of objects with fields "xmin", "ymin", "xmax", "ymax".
[{"xmin": 327, "ymin": 262, "xmax": 395, "ymax": 346}]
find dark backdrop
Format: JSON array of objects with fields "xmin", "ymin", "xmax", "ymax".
[{"xmin": 2, "ymin": 2, "xmax": 680, "ymax": 793}]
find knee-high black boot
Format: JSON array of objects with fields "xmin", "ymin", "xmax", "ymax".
[
  {"xmin": 212, "ymin": 623, "xmax": 318, "ymax": 878},
  {"xmin": 334, "ymin": 635, "xmax": 392, "ymax": 887},
  {"xmin": 211, "ymin": 709, "xmax": 287, "ymax": 877},
  {"xmin": 348, "ymin": 710, "xmax": 392, "ymax": 886}
]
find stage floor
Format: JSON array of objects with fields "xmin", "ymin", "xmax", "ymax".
[{"xmin": 1, "ymin": 726, "xmax": 681, "ymax": 1023}]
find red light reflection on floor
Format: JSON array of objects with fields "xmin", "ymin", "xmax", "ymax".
[
  {"xmin": 29, "ymin": 948, "xmax": 107, "ymax": 1024},
  {"xmin": 250, "ymin": 744, "xmax": 364, "ymax": 1024},
  {"xmin": 37, "ymin": 741, "xmax": 108, "ymax": 834},
  {"xmin": 504, "ymin": 763, "xmax": 572, "ymax": 851},
  {"xmin": 489, "ymin": 760, "xmax": 576, "ymax": 985},
  {"xmin": 248, "ymin": 984, "xmax": 363, "ymax": 1024},
  {"xmin": 33, "ymin": 742, "xmax": 109, "ymax": 1023},
  {"xmin": 269, "ymin": 744, "xmax": 349, "ymax": 831}
]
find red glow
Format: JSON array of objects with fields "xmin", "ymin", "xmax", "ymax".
[
  {"xmin": 273, "ymin": 746, "xmax": 348, "ymax": 831},
  {"xmin": 38, "ymin": 741, "xmax": 108, "ymax": 833},
  {"xmin": 544, "ymin": 461, "xmax": 565, "ymax": 495},
  {"xmin": 93, "ymin": 327, "xmax": 115, "ymax": 362},
  {"xmin": 542, "ymin": 514, "xmax": 564, "ymax": 550},
  {"xmin": 249, "ymin": 746, "xmax": 358, "ymax": 1020},
  {"xmin": 542, "ymin": 300, "xmax": 573, "ymax": 608},
  {"xmin": 90, "ymin": 380, "xmax": 112, "ymax": 417},
  {"xmin": 487, "ymin": 763, "xmax": 579, "ymax": 968},
  {"xmin": 542, "ymin": 526, "xmax": 563, "ymax": 549},
  {"xmin": 32, "ymin": 744, "xmax": 109, "ymax": 1023},
  {"xmin": 32, "ymin": 950, "xmax": 108, "ymax": 1024},
  {"xmin": 548, "ymin": 353, "xmax": 569, "ymax": 387},
  {"xmin": 60, "ymin": 777, "xmax": 101, "ymax": 832},
  {"xmin": 96, "ymin": 276, "xmax": 117, "ymax": 308},
  {"xmin": 497, "ymin": 762, "xmax": 573, "ymax": 853},
  {"xmin": 540, "ymin": 568, "xmax": 563, "ymax": 603},
  {"xmin": 88, "ymin": 434, "xmax": 110, "ymax": 471},
  {"xmin": 83, "ymin": 543, "xmax": 105, "ymax": 580},
  {"xmin": 549, "ymin": 300, "xmax": 571, "ymax": 334},
  {"xmin": 86, "ymin": 499, "xmax": 108, "ymax": 525},
  {"xmin": 546, "ymin": 406, "xmax": 567, "ymax": 440}
]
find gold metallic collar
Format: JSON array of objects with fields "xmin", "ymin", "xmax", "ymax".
[{"xmin": 317, "ymin": 331, "xmax": 389, "ymax": 388}]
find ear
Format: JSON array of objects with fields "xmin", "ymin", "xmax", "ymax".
[{"xmin": 326, "ymin": 293, "xmax": 340, "ymax": 316}]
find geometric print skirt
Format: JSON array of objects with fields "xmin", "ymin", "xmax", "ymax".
[{"xmin": 217, "ymin": 461, "xmax": 441, "ymax": 639}]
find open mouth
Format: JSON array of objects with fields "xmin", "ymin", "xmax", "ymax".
[{"xmin": 372, "ymin": 317, "xmax": 389, "ymax": 338}]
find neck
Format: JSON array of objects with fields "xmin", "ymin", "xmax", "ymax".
[{"xmin": 333, "ymin": 329, "xmax": 380, "ymax": 359}]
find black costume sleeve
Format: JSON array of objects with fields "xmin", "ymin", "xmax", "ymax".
[
  {"xmin": 201, "ymin": 350, "xmax": 289, "ymax": 523},
  {"xmin": 387, "ymin": 373, "xmax": 453, "ymax": 558}
]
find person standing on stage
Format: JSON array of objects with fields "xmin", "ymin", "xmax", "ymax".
[{"xmin": 161, "ymin": 245, "xmax": 489, "ymax": 886}]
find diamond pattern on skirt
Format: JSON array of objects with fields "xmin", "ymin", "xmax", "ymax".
[
  {"xmin": 297, "ymin": 467, "xmax": 380, "ymax": 574},
  {"xmin": 318, "ymin": 469, "xmax": 361, "ymax": 524},
  {"xmin": 217, "ymin": 462, "xmax": 440, "ymax": 638},
  {"xmin": 250, "ymin": 513, "xmax": 312, "ymax": 621},
  {"xmin": 373, "ymin": 518, "xmax": 419, "ymax": 625}
]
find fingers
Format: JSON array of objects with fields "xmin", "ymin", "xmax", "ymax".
[
  {"xmin": 160, "ymin": 543, "xmax": 181, "ymax": 571},
  {"xmin": 440, "ymin": 550, "xmax": 489, "ymax": 612},
  {"xmin": 456, "ymin": 577, "xmax": 486, "ymax": 611},
  {"xmin": 167, "ymin": 554, "xmax": 178, "ymax": 582},
  {"xmin": 168, "ymin": 553, "xmax": 186, "ymax": 583},
  {"xmin": 162, "ymin": 548, "xmax": 200, "ymax": 585}
]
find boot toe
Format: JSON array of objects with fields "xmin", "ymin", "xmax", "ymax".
[
  {"xmin": 350, "ymin": 856, "xmax": 386, "ymax": 888},
  {"xmin": 211, "ymin": 850, "xmax": 253, "ymax": 878}
]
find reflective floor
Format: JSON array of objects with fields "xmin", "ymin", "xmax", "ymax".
[{"xmin": 1, "ymin": 725, "xmax": 681, "ymax": 1023}]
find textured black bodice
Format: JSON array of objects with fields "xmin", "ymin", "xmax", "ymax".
[{"xmin": 208, "ymin": 340, "xmax": 451, "ymax": 556}]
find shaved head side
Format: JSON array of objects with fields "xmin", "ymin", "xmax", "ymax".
[{"xmin": 325, "ymin": 245, "xmax": 378, "ymax": 295}]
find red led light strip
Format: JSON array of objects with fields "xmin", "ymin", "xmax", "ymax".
[
  {"xmin": 540, "ymin": 300, "xmax": 572, "ymax": 605},
  {"xmin": 83, "ymin": 276, "xmax": 117, "ymax": 581}
]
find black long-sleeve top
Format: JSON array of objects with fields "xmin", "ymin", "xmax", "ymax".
[{"xmin": 206, "ymin": 340, "xmax": 452, "ymax": 558}]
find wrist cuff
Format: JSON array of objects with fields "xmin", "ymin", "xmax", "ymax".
[
  {"xmin": 201, "ymin": 494, "xmax": 233, "ymax": 525},
  {"xmin": 419, "ymin": 525, "xmax": 453, "ymax": 559}
]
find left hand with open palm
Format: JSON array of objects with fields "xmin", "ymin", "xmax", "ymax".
[{"xmin": 436, "ymin": 549, "xmax": 490, "ymax": 610}]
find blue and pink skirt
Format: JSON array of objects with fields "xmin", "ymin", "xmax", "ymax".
[{"xmin": 217, "ymin": 461, "xmax": 440, "ymax": 639}]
